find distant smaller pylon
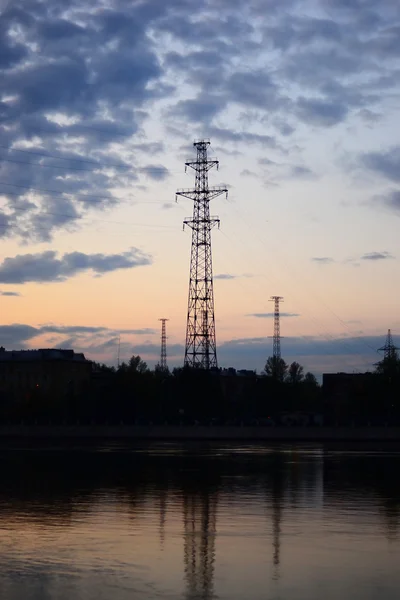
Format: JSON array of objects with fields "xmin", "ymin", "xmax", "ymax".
[
  {"xmin": 159, "ymin": 319, "xmax": 169, "ymax": 371},
  {"xmin": 269, "ymin": 296, "xmax": 284, "ymax": 360},
  {"xmin": 377, "ymin": 328, "xmax": 399, "ymax": 361}
]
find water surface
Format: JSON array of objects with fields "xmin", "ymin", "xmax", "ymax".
[{"xmin": 0, "ymin": 442, "xmax": 399, "ymax": 599}]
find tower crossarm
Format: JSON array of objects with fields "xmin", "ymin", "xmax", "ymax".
[
  {"xmin": 176, "ymin": 187, "xmax": 228, "ymax": 202},
  {"xmin": 185, "ymin": 159, "xmax": 219, "ymax": 172},
  {"xmin": 183, "ymin": 216, "xmax": 220, "ymax": 231}
]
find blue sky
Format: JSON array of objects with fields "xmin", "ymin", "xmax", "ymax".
[{"xmin": 0, "ymin": 0, "xmax": 400, "ymax": 376}]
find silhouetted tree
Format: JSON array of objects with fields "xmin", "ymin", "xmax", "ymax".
[
  {"xmin": 264, "ymin": 356, "xmax": 288, "ymax": 382},
  {"xmin": 92, "ymin": 362, "xmax": 115, "ymax": 373},
  {"xmin": 154, "ymin": 364, "xmax": 170, "ymax": 376},
  {"xmin": 117, "ymin": 355, "xmax": 149, "ymax": 374},
  {"xmin": 303, "ymin": 372, "xmax": 318, "ymax": 387},
  {"xmin": 287, "ymin": 361, "xmax": 304, "ymax": 384}
]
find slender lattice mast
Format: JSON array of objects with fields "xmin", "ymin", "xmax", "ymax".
[
  {"xmin": 158, "ymin": 318, "xmax": 169, "ymax": 371},
  {"xmin": 269, "ymin": 296, "xmax": 284, "ymax": 360},
  {"xmin": 176, "ymin": 139, "xmax": 228, "ymax": 369}
]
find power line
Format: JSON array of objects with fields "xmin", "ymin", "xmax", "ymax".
[
  {"xmin": 0, "ymin": 145, "xmax": 129, "ymax": 167},
  {"xmin": 217, "ymin": 229, "xmax": 371, "ymax": 372},
  {"xmin": 0, "ymin": 203, "xmax": 179, "ymax": 229},
  {"xmin": 224, "ymin": 203, "xmax": 377, "ymax": 363},
  {"xmin": 1, "ymin": 187, "xmax": 173, "ymax": 209},
  {"xmin": 0, "ymin": 180, "xmax": 128, "ymax": 202}
]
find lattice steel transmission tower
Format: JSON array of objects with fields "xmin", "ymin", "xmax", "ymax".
[
  {"xmin": 269, "ymin": 296, "xmax": 284, "ymax": 359},
  {"xmin": 158, "ymin": 318, "xmax": 169, "ymax": 371},
  {"xmin": 176, "ymin": 139, "xmax": 228, "ymax": 369},
  {"xmin": 377, "ymin": 328, "xmax": 399, "ymax": 360}
]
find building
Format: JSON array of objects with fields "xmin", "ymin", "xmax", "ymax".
[
  {"xmin": 0, "ymin": 347, "xmax": 92, "ymax": 403},
  {"xmin": 322, "ymin": 372, "xmax": 374, "ymax": 423}
]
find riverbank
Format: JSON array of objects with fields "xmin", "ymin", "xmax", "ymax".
[{"xmin": 0, "ymin": 425, "xmax": 400, "ymax": 441}]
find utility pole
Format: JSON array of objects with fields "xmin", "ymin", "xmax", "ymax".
[
  {"xmin": 176, "ymin": 139, "xmax": 228, "ymax": 369},
  {"xmin": 159, "ymin": 318, "xmax": 169, "ymax": 371},
  {"xmin": 269, "ymin": 296, "xmax": 284, "ymax": 360}
]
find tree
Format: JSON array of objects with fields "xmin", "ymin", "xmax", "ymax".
[
  {"xmin": 126, "ymin": 355, "xmax": 149, "ymax": 374},
  {"xmin": 304, "ymin": 372, "xmax": 318, "ymax": 387},
  {"xmin": 264, "ymin": 356, "xmax": 288, "ymax": 382},
  {"xmin": 92, "ymin": 362, "xmax": 116, "ymax": 373},
  {"xmin": 287, "ymin": 361, "xmax": 304, "ymax": 384},
  {"xmin": 154, "ymin": 364, "xmax": 170, "ymax": 376}
]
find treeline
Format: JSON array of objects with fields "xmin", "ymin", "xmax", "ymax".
[
  {"xmin": 1, "ymin": 350, "xmax": 400, "ymax": 425},
  {"xmin": 0, "ymin": 354, "xmax": 321, "ymax": 425}
]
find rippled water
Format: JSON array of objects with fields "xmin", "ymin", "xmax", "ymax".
[{"xmin": 0, "ymin": 442, "xmax": 399, "ymax": 599}]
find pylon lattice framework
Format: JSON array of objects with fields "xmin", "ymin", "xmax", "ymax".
[
  {"xmin": 176, "ymin": 139, "xmax": 228, "ymax": 369},
  {"xmin": 377, "ymin": 328, "xmax": 399, "ymax": 361},
  {"xmin": 269, "ymin": 296, "xmax": 284, "ymax": 360},
  {"xmin": 159, "ymin": 318, "xmax": 169, "ymax": 371}
]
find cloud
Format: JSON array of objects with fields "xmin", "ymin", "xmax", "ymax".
[
  {"xmin": 170, "ymin": 97, "xmax": 226, "ymax": 123},
  {"xmin": 0, "ymin": 0, "xmax": 170, "ymax": 241},
  {"xmin": 0, "ymin": 323, "xmax": 156, "ymax": 350},
  {"xmin": 374, "ymin": 189, "xmax": 400, "ymax": 213},
  {"xmin": 0, "ymin": 0, "xmax": 399, "ymax": 244},
  {"xmin": 0, "ymin": 322, "xmax": 390, "ymax": 377},
  {"xmin": 214, "ymin": 273, "xmax": 237, "ymax": 280},
  {"xmin": 0, "ymin": 248, "xmax": 152, "ymax": 284},
  {"xmin": 312, "ymin": 257, "xmax": 335, "ymax": 264},
  {"xmin": 360, "ymin": 251, "xmax": 395, "ymax": 261},
  {"xmin": 295, "ymin": 97, "xmax": 349, "ymax": 127},
  {"xmin": 214, "ymin": 273, "xmax": 254, "ymax": 280},
  {"xmin": 39, "ymin": 325, "xmax": 155, "ymax": 336},
  {"xmin": 141, "ymin": 165, "xmax": 170, "ymax": 181},
  {"xmin": 241, "ymin": 169, "xmax": 258, "ymax": 177},
  {"xmin": 0, "ymin": 290, "xmax": 21, "ymax": 297},
  {"xmin": 248, "ymin": 312, "xmax": 300, "ymax": 318},
  {"xmin": 289, "ymin": 165, "xmax": 315, "ymax": 179},
  {"xmin": 362, "ymin": 147, "xmax": 400, "ymax": 183},
  {"xmin": 208, "ymin": 127, "xmax": 279, "ymax": 147}
]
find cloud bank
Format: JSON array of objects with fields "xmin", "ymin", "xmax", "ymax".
[
  {"xmin": 0, "ymin": 248, "xmax": 152, "ymax": 283},
  {"xmin": 1, "ymin": 0, "xmax": 399, "ymax": 241}
]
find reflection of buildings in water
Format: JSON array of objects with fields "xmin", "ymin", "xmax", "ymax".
[
  {"xmin": 269, "ymin": 449, "xmax": 325, "ymax": 581},
  {"xmin": 381, "ymin": 501, "xmax": 400, "ymax": 541},
  {"xmin": 183, "ymin": 491, "xmax": 217, "ymax": 600},
  {"xmin": 287, "ymin": 448, "xmax": 324, "ymax": 509}
]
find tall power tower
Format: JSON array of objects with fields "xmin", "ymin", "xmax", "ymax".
[
  {"xmin": 269, "ymin": 296, "xmax": 284, "ymax": 359},
  {"xmin": 158, "ymin": 318, "xmax": 169, "ymax": 371},
  {"xmin": 378, "ymin": 328, "xmax": 399, "ymax": 360},
  {"xmin": 176, "ymin": 139, "xmax": 228, "ymax": 369}
]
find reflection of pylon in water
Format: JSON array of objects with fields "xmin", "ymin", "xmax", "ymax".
[
  {"xmin": 158, "ymin": 488, "xmax": 167, "ymax": 550},
  {"xmin": 271, "ymin": 468, "xmax": 284, "ymax": 581},
  {"xmin": 183, "ymin": 491, "xmax": 217, "ymax": 600},
  {"xmin": 272, "ymin": 495, "xmax": 282, "ymax": 580}
]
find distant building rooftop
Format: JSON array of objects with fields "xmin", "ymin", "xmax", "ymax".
[{"xmin": 0, "ymin": 347, "xmax": 88, "ymax": 362}]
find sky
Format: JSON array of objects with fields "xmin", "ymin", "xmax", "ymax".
[{"xmin": 1, "ymin": 0, "xmax": 400, "ymax": 377}]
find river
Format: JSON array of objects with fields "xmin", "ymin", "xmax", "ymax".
[{"xmin": 0, "ymin": 442, "xmax": 399, "ymax": 599}]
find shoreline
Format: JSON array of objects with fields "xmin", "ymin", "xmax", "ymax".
[{"xmin": 0, "ymin": 425, "xmax": 400, "ymax": 441}]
